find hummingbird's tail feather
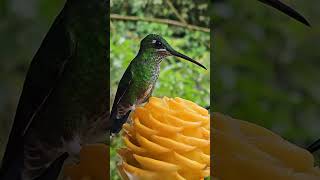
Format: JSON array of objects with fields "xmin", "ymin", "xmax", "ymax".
[
  {"xmin": 307, "ymin": 138, "xmax": 320, "ymax": 153},
  {"xmin": 110, "ymin": 110, "xmax": 131, "ymax": 134}
]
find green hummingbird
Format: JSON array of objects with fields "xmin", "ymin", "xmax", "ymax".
[
  {"xmin": 258, "ymin": 0, "xmax": 310, "ymax": 26},
  {"xmin": 0, "ymin": 0, "xmax": 108, "ymax": 180},
  {"xmin": 110, "ymin": 34, "xmax": 206, "ymax": 134}
]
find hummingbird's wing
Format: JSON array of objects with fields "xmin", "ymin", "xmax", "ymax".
[
  {"xmin": 258, "ymin": 0, "xmax": 310, "ymax": 26},
  {"xmin": 0, "ymin": 7, "xmax": 76, "ymax": 178},
  {"xmin": 111, "ymin": 65, "xmax": 133, "ymax": 113},
  {"xmin": 110, "ymin": 65, "xmax": 134, "ymax": 133}
]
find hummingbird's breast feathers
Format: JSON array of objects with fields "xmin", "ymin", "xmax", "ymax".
[{"xmin": 131, "ymin": 58, "xmax": 160, "ymax": 83}]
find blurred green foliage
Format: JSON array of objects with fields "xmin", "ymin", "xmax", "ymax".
[
  {"xmin": 213, "ymin": 0, "xmax": 320, "ymax": 148},
  {"xmin": 110, "ymin": 0, "xmax": 209, "ymax": 179}
]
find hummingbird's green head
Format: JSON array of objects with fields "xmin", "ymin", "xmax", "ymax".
[{"xmin": 139, "ymin": 34, "xmax": 206, "ymax": 70}]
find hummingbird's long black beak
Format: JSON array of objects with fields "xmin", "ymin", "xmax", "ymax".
[
  {"xmin": 258, "ymin": 0, "xmax": 310, "ymax": 26},
  {"xmin": 168, "ymin": 49, "xmax": 207, "ymax": 70}
]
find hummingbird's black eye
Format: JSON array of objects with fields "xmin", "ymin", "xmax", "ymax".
[{"xmin": 155, "ymin": 41, "xmax": 162, "ymax": 48}]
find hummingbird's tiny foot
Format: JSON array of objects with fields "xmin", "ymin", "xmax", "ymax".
[{"xmin": 131, "ymin": 104, "xmax": 136, "ymax": 111}]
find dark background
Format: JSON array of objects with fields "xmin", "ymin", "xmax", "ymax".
[{"xmin": 213, "ymin": 0, "xmax": 320, "ymax": 148}]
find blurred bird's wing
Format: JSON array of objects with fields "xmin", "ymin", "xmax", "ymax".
[
  {"xmin": 0, "ymin": 6, "xmax": 76, "ymax": 177},
  {"xmin": 258, "ymin": 0, "xmax": 310, "ymax": 26}
]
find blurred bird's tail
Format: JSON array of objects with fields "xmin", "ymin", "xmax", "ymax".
[
  {"xmin": 0, "ymin": 151, "xmax": 68, "ymax": 180},
  {"xmin": 34, "ymin": 153, "xmax": 68, "ymax": 180},
  {"xmin": 307, "ymin": 138, "xmax": 320, "ymax": 153}
]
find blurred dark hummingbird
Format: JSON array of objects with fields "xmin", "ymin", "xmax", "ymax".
[
  {"xmin": 0, "ymin": 0, "xmax": 108, "ymax": 180},
  {"xmin": 110, "ymin": 34, "xmax": 206, "ymax": 134},
  {"xmin": 258, "ymin": 0, "xmax": 310, "ymax": 26}
]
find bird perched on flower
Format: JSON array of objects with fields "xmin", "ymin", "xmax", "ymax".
[{"xmin": 110, "ymin": 34, "xmax": 207, "ymax": 135}]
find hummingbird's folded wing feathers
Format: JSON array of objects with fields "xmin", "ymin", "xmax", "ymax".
[
  {"xmin": 111, "ymin": 65, "xmax": 133, "ymax": 113},
  {"xmin": 110, "ymin": 65, "xmax": 133, "ymax": 133}
]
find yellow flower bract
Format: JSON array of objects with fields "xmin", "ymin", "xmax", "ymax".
[
  {"xmin": 212, "ymin": 112, "xmax": 320, "ymax": 180},
  {"xmin": 118, "ymin": 97, "xmax": 210, "ymax": 180}
]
